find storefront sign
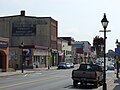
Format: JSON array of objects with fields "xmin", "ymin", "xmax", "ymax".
[
  {"xmin": 0, "ymin": 41, "xmax": 8, "ymax": 47},
  {"xmin": 33, "ymin": 50, "xmax": 48, "ymax": 56}
]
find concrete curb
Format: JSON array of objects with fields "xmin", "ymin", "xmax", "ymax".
[
  {"xmin": 0, "ymin": 66, "xmax": 57, "ymax": 77},
  {"xmin": 0, "ymin": 71, "xmax": 36, "ymax": 77}
]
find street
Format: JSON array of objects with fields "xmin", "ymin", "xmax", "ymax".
[
  {"xmin": 0, "ymin": 65, "xmax": 115, "ymax": 90},
  {"xmin": 0, "ymin": 68, "xmax": 74, "ymax": 90}
]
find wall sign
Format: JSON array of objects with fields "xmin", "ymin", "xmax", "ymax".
[{"xmin": 12, "ymin": 23, "xmax": 36, "ymax": 36}]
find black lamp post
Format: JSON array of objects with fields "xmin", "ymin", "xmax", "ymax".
[
  {"xmin": 48, "ymin": 48, "xmax": 52, "ymax": 69},
  {"xmin": 115, "ymin": 39, "xmax": 119, "ymax": 78},
  {"xmin": 100, "ymin": 13, "xmax": 111, "ymax": 90},
  {"xmin": 20, "ymin": 42, "xmax": 24, "ymax": 73}
]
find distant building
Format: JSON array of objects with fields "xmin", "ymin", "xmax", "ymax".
[
  {"xmin": 107, "ymin": 49, "xmax": 115, "ymax": 58},
  {"xmin": 59, "ymin": 37, "xmax": 75, "ymax": 63},
  {"xmin": 91, "ymin": 46, "xmax": 97, "ymax": 59},
  {"xmin": 74, "ymin": 41, "xmax": 91, "ymax": 63}
]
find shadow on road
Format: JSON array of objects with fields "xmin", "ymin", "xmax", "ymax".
[{"xmin": 64, "ymin": 84, "xmax": 98, "ymax": 89}]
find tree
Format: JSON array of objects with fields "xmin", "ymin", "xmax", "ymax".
[{"xmin": 93, "ymin": 36, "xmax": 104, "ymax": 58}]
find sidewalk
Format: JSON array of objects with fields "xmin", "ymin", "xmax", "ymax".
[
  {"xmin": 106, "ymin": 74, "xmax": 120, "ymax": 90},
  {"xmin": 106, "ymin": 74, "xmax": 118, "ymax": 90},
  {"xmin": 98, "ymin": 73, "xmax": 120, "ymax": 90},
  {"xmin": 0, "ymin": 64, "xmax": 80, "ymax": 77},
  {"xmin": 0, "ymin": 66, "xmax": 57, "ymax": 77}
]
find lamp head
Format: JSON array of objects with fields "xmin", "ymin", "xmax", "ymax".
[{"xmin": 101, "ymin": 13, "xmax": 109, "ymax": 29}]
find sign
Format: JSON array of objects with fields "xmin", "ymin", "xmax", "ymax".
[
  {"xmin": 115, "ymin": 48, "xmax": 120, "ymax": 56},
  {"xmin": 22, "ymin": 49, "xmax": 31, "ymax": 60},
  {"xmin": 12, "ymin": 23, "xmax": 36, "ymax": 36},
  {"xmin": 33, "ymin": 50, "xmax": 48, "ymax": 55},
  {"xmin": 0, "ymin": 41, "xmax": 8, "ymax": 48},
  {"xmin": 23, "ymin": 49, "xmax": 31, "ymax": 55}
]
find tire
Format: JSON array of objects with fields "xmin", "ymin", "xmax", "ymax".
[
  {"xmin": 73, "ymin": 80, "xmax": 78, "ymax": 87},
  {"xmin": 100, "ymin": 79, "xmax": 104, "ymax": 85},
  {"xmin": 94, "ymin": 81, "xmax": 99, "ymax": 88}
]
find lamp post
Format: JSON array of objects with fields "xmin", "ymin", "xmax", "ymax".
[
  {"xmin": 99, "ymin": 13, "xmax": 111, "ymax": 90},
  {"xmin": 48, "ymin": 48, "xmax": 52, "ymax": 69},
  {"xmin": 115, "ymin": 39, "xmax": 119, "ymax": 78},
  {"xmin": 20, "ymin": 42, "xmax": 24, "ymax": 73}
]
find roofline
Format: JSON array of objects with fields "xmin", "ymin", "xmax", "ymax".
[{"xmin": 0, "ymin": 15, "xmax": 57, "ymax": 22}]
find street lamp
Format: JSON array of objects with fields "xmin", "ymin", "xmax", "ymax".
[
  {"xmin": 20, "ymin": 41, "xmax": 24, "ymax": 73},
  {"xmin": 48, "ymin": 48, "xmax": 52, "ymax": 69},
  {"xmin": 100, "ymin": 13, "xmax": 111, "ymax": 90},
  {"xmin": 115, "ymin": 39, "xmax": 119, "ymax": 78}
]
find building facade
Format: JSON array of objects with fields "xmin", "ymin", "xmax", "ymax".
[
  {"xmin": 60, "ymin": 37, "xmax": 75, "ymax": 63},
  {"xmin": 74, "ymin": 41, "xmax": 91, "ymax": 63},
  {"xmin": 57, "ymin": 37, "xmax": 63, "ymax": 64},
  {"xmin": 0, "ymin": 11, "xmax": 58, "ymax": 71}
]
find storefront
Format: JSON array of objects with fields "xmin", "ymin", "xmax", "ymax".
[
  {"xmin": 0, "ymin": 37, "xmax": 9, "ymax": 72},
  {"xmin": 9, "ymin": 45, "xmax": 49, "ymax": 69},
  {"xmin": 32, "ymin": 49, "xmax": 48, "ymax": 68}
]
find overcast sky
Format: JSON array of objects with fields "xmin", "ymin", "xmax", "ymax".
[{"xmin": 0, "ymin": 0, "xmax": 120, "ymax": 51}]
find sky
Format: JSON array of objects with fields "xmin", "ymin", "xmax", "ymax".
[{"xmin": 0, "ymin": 0, "xmax": 120, "ymax": 52}]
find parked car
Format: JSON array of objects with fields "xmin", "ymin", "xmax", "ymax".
[
  {"xmin": 69, "ymin": 63, "xmax": 74, "ymax": 68},
  {"xmin": 66, "ymin": 63, "xmax": 71, "ymax": 69},
  {"xmin": 107, "ymin": 65, "xmax": 115, "ymax": 70},
  {"xmin": 101, "ymin": 63, "xmax": 108, "ymax": 71},
  {"xmin": 57, "ymin": 62, "xmax": 67, "ymax": 69},
  {"xmin": 73, "ymin": 62, "xmax": 78, "ymax": 65},
  {"xmin": 109, "ymin": 62, "xmax": 115, "ymax": 66}
]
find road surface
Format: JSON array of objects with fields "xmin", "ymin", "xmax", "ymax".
[{"xmin": 0, "ymin": 66, "xmax": 115, "ymax": 90}]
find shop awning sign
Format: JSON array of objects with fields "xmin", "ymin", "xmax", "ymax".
[{"xmin": 0, "ymin": 41, "xmax": 8, "ymax": 48}]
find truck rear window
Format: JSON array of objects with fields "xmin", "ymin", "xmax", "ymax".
[{"xmin": 79, "ymin": 64, "xmax": 100, "ymax": 71}]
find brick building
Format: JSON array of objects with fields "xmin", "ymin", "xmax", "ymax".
[
  {"xmin": 0, "ymin": 37, "xmax": 9, "ymax": 72},
  {"xmin": 0, "ymin": 11, "xmax": 58, "ymax": 71},
  {"xmin": 74, "ymin": 41, "xmax": 91, "ymax": 63}
]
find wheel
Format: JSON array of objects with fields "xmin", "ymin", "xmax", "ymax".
[
  {"xmin": 94, "ymin": 81, "xmax": 99, "ymax": 88},
  {"xmin": 73, "ymin": 80, "xmax": 78, "ymax": 87},
  {"xmin": 99, "ymin": 79, "xmax": 104, "ymax": 86}
]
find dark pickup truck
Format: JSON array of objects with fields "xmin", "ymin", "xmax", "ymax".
[{"xmin": 72, "ymin": 63, "xmax": 103, "ymax": 87}]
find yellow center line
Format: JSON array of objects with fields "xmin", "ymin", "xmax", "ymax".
[{"xmin": 0, "ymin": 74, "xmax": 66, "ymax": 89}]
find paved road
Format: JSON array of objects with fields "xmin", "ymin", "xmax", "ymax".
[
  {"xmin": 0, "ymin": 68, "xmax": 73, "ymax": 90},
  {"xmin": 0, "ymin": 66, "xmax": 116, "ymax": 90}
]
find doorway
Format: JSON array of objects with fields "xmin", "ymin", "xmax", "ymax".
[
  {"xmin": 0, "ymin": 50, "xmax": 6, "ymax": 72},
  {"xmin": 0, "ymin": 52, "xmax": 2, "ymax": 69}
]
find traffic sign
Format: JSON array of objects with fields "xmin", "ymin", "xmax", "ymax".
[{"xmin": 115, "ymin": 48, "xmax": 120, "ymax": 56}]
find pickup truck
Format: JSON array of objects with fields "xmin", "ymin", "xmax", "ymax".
[{"xmin": 72, "ymin": 63, "xmax": 103, "ymax": 87}]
